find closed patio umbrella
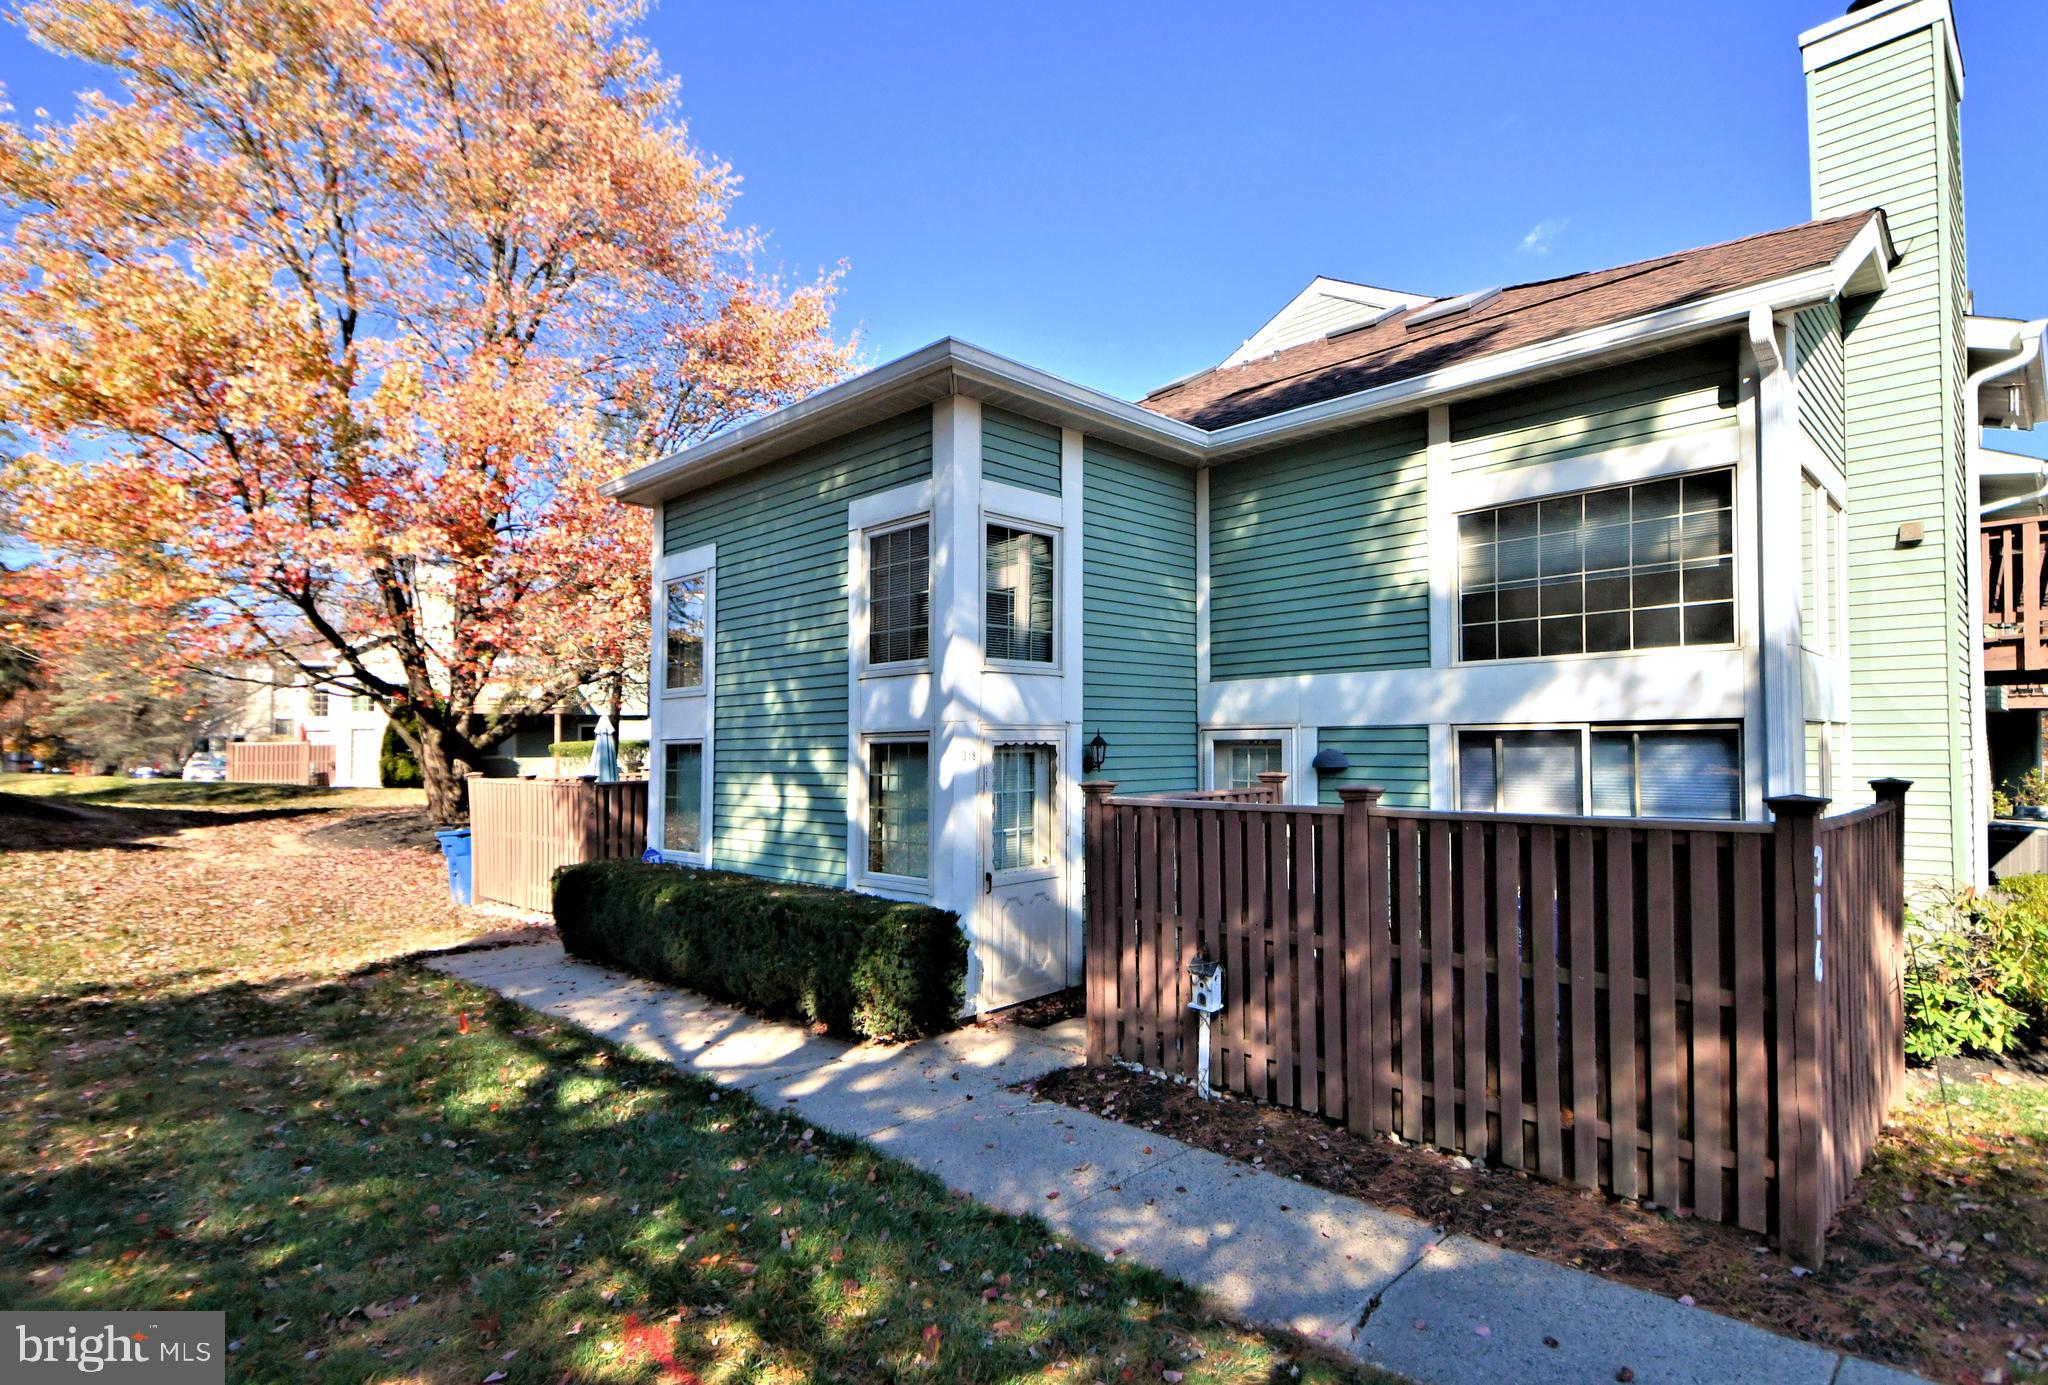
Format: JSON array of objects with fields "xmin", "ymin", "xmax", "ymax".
[{"xmin": 591, "ymin": 713, "xmax": 619, "ymax": 783}]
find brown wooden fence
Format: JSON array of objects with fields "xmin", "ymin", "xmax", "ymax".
[
  {"xmin": 1082, "ymin": 777, "xmax": 1909, "ymax": 1263},
  {"xmin": 226, "ymin": 741, "xmax": 336, "ymax": 786},
  {"xmin": 468, "ymin": 777, "xmax": 650, "ymax": 913}
]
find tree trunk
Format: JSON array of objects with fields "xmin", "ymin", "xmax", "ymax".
[{"xmin": 415, "ymin": 720, "xmax": 471, "ymax": 827}]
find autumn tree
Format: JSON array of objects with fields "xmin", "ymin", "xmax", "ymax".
[{"xmin": 0, "ymin": 0, "xmax": 852, "ymax": 819}]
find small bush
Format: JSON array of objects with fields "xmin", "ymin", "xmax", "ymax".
[
  {"xmin": 379, "ymin": 722, "xmax": 422, "ymax": 788},
  {"xmin": 1903, "ymin": 881, "xmax": 2048, "ymax": 1061},
  {"xmin": 553, "ymin": 859, "xmax": 966, "ymax": 1040},
  {"xmin": 548, "ymin": 739, "xmax": 648, "ymax": 770}
]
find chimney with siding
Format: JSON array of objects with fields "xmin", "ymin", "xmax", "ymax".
[{"xmin": 1801, "ymin": 0, "xmax": 1973, "ymax": 884}]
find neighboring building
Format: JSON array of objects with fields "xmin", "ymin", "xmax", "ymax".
[
  {"xmin": 209, "ymin": 664, "xmax": 649, "ymax": 786},
  {"xmin": 608, "ymin": 0, "xmax": 2044, "ymax": 1009}
]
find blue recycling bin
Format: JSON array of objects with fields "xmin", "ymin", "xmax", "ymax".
[{"xmin": 434, "ymin": 828, "xmax": 473, "ymax": 905}]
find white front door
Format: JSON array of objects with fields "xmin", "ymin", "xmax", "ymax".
[
  {"xmin": 348, "ymin": 728, "xmax": 380, "ymax": 788},
  {"xmin": 979, "ymin": 737, "xmax": 1068, "ymax": 1009}
]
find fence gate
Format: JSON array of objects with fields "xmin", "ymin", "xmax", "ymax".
[{"xmin": 467, "ymin": 778, "xmax": 650, "ymax": 913}]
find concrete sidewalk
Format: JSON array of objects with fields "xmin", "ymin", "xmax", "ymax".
[{"xmin": 426, "ymin": 939, "xmax": 1923, "ymax": 1385}]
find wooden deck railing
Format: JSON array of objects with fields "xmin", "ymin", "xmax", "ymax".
[
  {"xmin": 468, "ymin": 777, "xmax": 649, "ymax": 913},
  {"xmin": 1082, "ymin": 778, "xmax": 1909, "ymax": 1263},
  {"xmin": 226, "ymin": 741, "xmax": 336, "ymax": 786},
  {"xmin": 1983, "ymin": 517, "xmax": 2048, "ymax": 672}
]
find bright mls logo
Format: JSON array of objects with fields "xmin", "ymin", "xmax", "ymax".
[{"xmin": 3, "ymin": 1313, "xmax": 224, "ymax": 1382}]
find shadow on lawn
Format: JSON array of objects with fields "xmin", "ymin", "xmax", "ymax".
[
  {"xmin": 0, "ymin": 792, "xmax": 336, "ymax": 854},
  {"xmin": 0, "ymin": 967, "xmax": 1349, "ymax": 1384}
]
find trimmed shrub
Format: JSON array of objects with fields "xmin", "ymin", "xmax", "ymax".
[
  {"xmin": 548, "ymin": 739, "xmax": 648, "ymax": 770},
  {"xmin": 379, "ymin": 721, "xmax": 422, "ymax": 788},
  {"xmin": 553, "ymin": 859, "xmax": 966, "ymax": 1040},
  {"xmin": 1903, "ymin": 881, "xmax": 2048, "ymax": 1061}
]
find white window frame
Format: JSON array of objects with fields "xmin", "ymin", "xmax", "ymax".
[
  {"xmin": 854, "ymin": 734, "xmax": 933, "ymax": 896},
  {"xmin": 1452, "ymin": 720, "xmax": 1745, "ymax": 819},
  {"xmin": 655, "ymin": 738, "xmax": 708, "ymax": 864},
  {"xmin": 981, "ymin": 513, "xmax": 1062, "ymax": 674},
  {"xmin": 1200, "ymin": 727, "xmax": 1297, "ymax": 792},
  {"xmin": 1449, "ymin": 465, "xmax": 1742, "ymax": 669},
  {"xmin": 987, "ymin": 735, "xmax": 1062, "ymax": 886},
  {"xmin": 858, "ymin": 513, "xmax": 934, "ymax": 676},
  {"xmin": 659, "ymin": 567, "xmax": 712, "ymax": 698}
]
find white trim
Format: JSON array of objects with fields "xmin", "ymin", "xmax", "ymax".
[
  {"xmin": 849, "ymin": 478, "xmax": 934, "ymax": 532},
  {"xmin": 651, "ymin": 738, "xmax": 711, "ymax": 866},
  {"xmin": 1799, "ymin": 0, "xmax": 1962, "ymax": 98},
  {"xmin": 650, "ymin": 536, "xmax": 715, "ymax": 864},
  {"xmin": 1194, "ymin": 467, "xmax": 1212, "ymax": 689},
  {"xmin": 1751, "ymin": 312, "xmax": 1806, "ymax": 801},
  {"xmin": 1200, "ymin": 726, "xmax": 1299, "ymax": 796},
  {"xmin": 1058, "ymin": 428, "xmax": 1086, "ymax": 984},
  {"xmin": 929, "ymin": 396, "xmax": 984, "ymax": 1001},
  {"xmin": 851, "ymin": 507, "xmax": 936, "ymax": 680},
  {"xmin": 603, "ymin": 227, "xmax": 1891, "ymax": 509},
  {"xmin": 1446, "ymin": 433, "xmax": 1736, "ymax": 511},
  {"xmin": 1405, "ymin": 286, "xmax": 1502, "ymax": 328},
  {"xmin": 1426, "ymin": 405, "xmax": 1454, "ymax": 670}
]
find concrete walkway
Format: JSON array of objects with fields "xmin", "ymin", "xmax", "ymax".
[{"xmin": 426, "ymin": 940, "xmax": 1924, "ymax": 1385}]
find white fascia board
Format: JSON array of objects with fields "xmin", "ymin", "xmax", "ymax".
[
  {"xmin": 1201, "ymin": 258, "xmax": 1862, "ymax": 461},
  {"xmin": 1799, "ymin": 0, "xmax": 1962, "ymax": 97},
  {"xmin": 607, "ymin": 223, "xmax": 1889, "ymax": 506},
  {"xmin": 604, "ymin": 339, "xmax": 1209, "ymax": 507}
]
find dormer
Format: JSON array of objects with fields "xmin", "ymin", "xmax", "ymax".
[{"xmin": 1219, "ymin": 277, "xmax": 1431, "ymax": 368}]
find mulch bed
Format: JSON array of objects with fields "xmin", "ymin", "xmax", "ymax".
[
  {"xmin": 302, "ymin": 807, "xmax": 443, "ymax": 854},
  {"xmin": 1027, "ymin": 1062, "xmax": 2044, "ymax": 1382}
]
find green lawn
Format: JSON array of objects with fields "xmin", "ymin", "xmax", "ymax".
[
  {"xmin": 0, "ymin": 772, "xmax": 425, "ymax": 811},
  {"xmin": 0, "ymin": 794, "xmax": 1382, "ymax": 1383}
]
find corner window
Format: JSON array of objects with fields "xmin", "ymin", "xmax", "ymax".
[
  {"xmin": 1213, "ymin": 737, "xmax": 1283, "ymax": 791},
  {"xmin": 867, "ymin": 739, "xmax": 930, "ymax": 880},
  {"xmin": 308, "ymin": 688, "xmax": 329, "ymax": 718},
  {"xmin": 1457, "ymin": 470, "xmax": 1735, "ymax": 661},
  {"xmin": 665, "ymin": 572, "xmax": 708, "ymax": 692},
  {"xmin": 868, "ymin": 522, "xmax": 930, "ymax": 665},
  {"xmin": 662, "ymin": 742, "xmax": 704, "ymax": 855},
  {"xmin": 985, "ymin": 524, "xmax": 1054, "ymax": 663},
  {"xmin": 1457, "ymin": 723, "xmax": 1742, "ymax": 820}
]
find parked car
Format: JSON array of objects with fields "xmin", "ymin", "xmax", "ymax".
[
  {"xmin": 180, "ymin": 753, "xmax": 227, "ymax": 783},
  {"xmin": 127, "ymin": 764, "xmax": 163, "ymax": 779}
]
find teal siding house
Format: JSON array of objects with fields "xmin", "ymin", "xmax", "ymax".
[{"xmin": 607, "ymin": 0, "xmax": 2046, "ymax": 1010}]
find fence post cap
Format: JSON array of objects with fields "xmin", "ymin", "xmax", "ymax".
[
  {"xmin": 1255, "ymin": 770, "xmax": 1289, "ymax": 785},
  {"xmin": 1334, "ymin": 785, "xmax": 1385, "ymax": 806},
  {"xmin": 1868, "ymin": 777, "xmax": 1913, "ymax": 799},
  {"xmin": 1080, "ymin": 780, "xmax": 1118, "ymax": 798},
  {"xmin": 1765, "ymin": 793, "xmax": 1830, "ymax": 818}
]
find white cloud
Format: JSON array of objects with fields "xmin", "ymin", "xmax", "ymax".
[{"xmin": 1518, "ymin": 218, "xmax": 1570, "ymax": 256}]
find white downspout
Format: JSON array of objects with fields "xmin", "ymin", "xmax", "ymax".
[{"xmin": 1965, "ymin": 320, "xmax": 2047, "ymax": 886}]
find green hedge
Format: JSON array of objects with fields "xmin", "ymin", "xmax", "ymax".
[{"xmin": 553, "ymin": 859, "xmax": 966, "ymax": 1041}]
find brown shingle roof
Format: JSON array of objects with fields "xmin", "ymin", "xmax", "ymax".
[{"xmin": 1141, "ymin": 213, "xmax": 1880, "ymax": 431}]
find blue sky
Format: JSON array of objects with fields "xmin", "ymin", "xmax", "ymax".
[{"xmin": 2, "ymin": 0, "xmax": 2043, "ymax": 455}]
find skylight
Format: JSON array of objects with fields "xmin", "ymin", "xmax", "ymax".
[{"xmin": 1405, "ymin": 285, "xmax": 1502, "ymax": 328}]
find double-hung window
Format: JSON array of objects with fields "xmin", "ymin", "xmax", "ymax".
[
  {"xmin": 985, "ymin": 524, "xmax": 1055, "ymax": 664},
  {"xmin": 1458, "ymin": 724, "xmax": 1742, "ymax": 820},
  {"xmin": 665, "ymin": 572, "xmax": 708, "ymax": 692},
  {"xmin": 867, "ymin": 739, "xmax": 931, "ymax": 881},
  {"xmin": 867, "ymin": 521, "xmax": 930, "ymax": 666},
  {"xmin": 661, "ymin": 742, "xmax": 704, "ymax": 856},
  {"xmin": 1458, "ymin": 470, "xmax": 1735, "ymax": 661}
]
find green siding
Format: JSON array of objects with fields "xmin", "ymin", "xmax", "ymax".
[
  {"xmin": 661, "ymin": 410, "xmax": 933, "ymax": 885},
  {"xmin": 1447, "ymin": 342, "xmax": 1739, "ymax": 476},
  {"xmin": 1810, "ymin": 18, "xmax": 1969, "ymax": 881},
  {"xmin": 981, "ymin": 406, "xmax": 1063, "ymax": 495},
  {"xmin": 1208, "ymin": 414, "xmax": 1429, "ymax": 679},
  {"xmin": 1314, "ymin": 726, "xmax": 1430, "ymax": 808},
  {"xmin": 1795, "ymin": 301, "xmax": 1847, "ymax": 475},
  {"xmin": 1082, "ymin": 439, "xmax": 1197, "ymax": 794}
]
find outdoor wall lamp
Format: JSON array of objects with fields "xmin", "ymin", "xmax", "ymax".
[
  {"xmin": 1311, "ymin": 747, "xmax": 1350, "ymax": 776},
  {"xmin": 1083, "ymin": 731, "xmax": 1108, "ymax": 775}
]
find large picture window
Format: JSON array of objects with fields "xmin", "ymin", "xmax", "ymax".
[
  {"xmin": 867, "ymin": 740, "xmax": 930, "ymax": 880},
  {"xmin": 1457, "ymin": 470, "xmax": 1735, "ymax": 661},
  {"xmin": 665, "ymin": 572, "xmax": 708, "ymax": 692},
  {"xmin": 985, "ymin": 524, "xmax": 1055, "ymax": 663},
  {"xmin": 1457, "ymin": 723, "xmax": 1741, "ymax": 820},
  {"xmin": 868, "ymin": 522, "xmax": 930, "ymax": 665},
  {"xmin": 662, "ymin": 742, "xmax": 703, "ymax": 855}
]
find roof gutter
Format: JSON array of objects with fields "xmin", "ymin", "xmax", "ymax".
[{"xmin": 605, "ymin": 215, "xmax": 1893, "ymax": 506}]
